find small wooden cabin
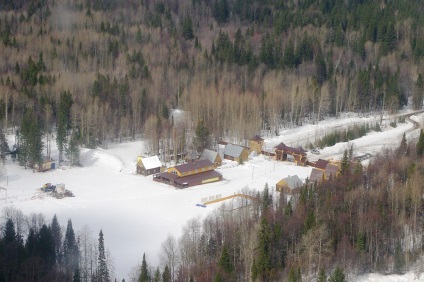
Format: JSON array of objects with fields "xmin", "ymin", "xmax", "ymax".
[
  {"xmin": 274, "ymin": 142, "xmax": 307, "ymax": 166},
  {"xmin": 136, "ymin": 156, "xmax": 164, "ymax": 176},
  {"xmin": 200, "ymin": 149, "xmax": 222, "ymax": 167},
  {"xmin": 276, "ymin": 175, "xmax": 303, "ymax": 194},
  {"xmin": 223, "ymin": 144, "xmax": 249, "ymax": 163}
]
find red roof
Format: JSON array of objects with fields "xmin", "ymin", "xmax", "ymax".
[
  {"xmin": 275, "ymin": 142, "xmax": 306, "ymax": 155},
  {"xmin": 174, "ymin": 159, "xmax": 214, "ymax": 174},
  {"xmin": 250, "ymin": 135, "xmax": 264, "ymax": 142},
  {"xmin": 314, "ymin": 159, "xmax": 329, "ymax": 170}
]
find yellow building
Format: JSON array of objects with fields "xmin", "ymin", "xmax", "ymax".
[{"xmin": 249, "ymin": 135, "xmax": 264, "ymax": 154}]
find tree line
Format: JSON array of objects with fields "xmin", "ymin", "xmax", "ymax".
[{"xmin": 0, "ymin": 207, "xmax": 114, "ymax": 282}]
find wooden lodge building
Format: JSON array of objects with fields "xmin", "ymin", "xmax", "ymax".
[
  {"xmin": 153, "ymin": 159, "xmax": 223, "ymax": 188},
  {"xmin": 136, "ymin": 156, "xmax": 164, "ymax": 176},
  {"xmin": 274, "ymin": 142, "xmax": 307, "ymax": 166}
]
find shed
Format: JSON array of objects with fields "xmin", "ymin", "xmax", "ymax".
[
  {"xmin": 136, "ymin": 156, "xmax": 164, "ymax": 176},
  {"xmin": 276, "ymin": 175, "xmax": 303, "ymax": 194},
  {"xmin": 223, "ymin": 144, "xmax": 249, "ymax": 163},
  {"xmin": 34, "ymin": 156, "xmax": 56, "ymax": 172},
  {"xmin": 200, "ymin": 149, "xmax": 222, "ymax": 167}
]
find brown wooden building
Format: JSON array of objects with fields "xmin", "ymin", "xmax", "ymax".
[
  {"xmin": 136, "ymin": 156, "xmax": 164, "ymax": 176},
  {"xmin": 274, "ymin": 142, "xmax": 307, "ymax": 166},
  {"xmin": 249, "ymin": 135, "xmax": 264, "ymax": 154},
  {"xmin": 223, "ymin": 144, "xmax": 249, "ymax": 163},
  {"xmin": 153, "ymin": 159, "xmax": 222, "ymax": 188}
]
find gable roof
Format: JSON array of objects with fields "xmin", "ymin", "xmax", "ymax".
[
  {"xmin": 275, "ymin": 142, "xmax": 306, "ymax": 155},
  {"xmin": 223, "ymin": 144, "xmax": 245, "ymax": 158},
  {"xmin": 250, "ymin": 135, "xmax": 264, "ymax": 142},
  {"xmin": 280, "ymin": 175, "xmax": 303, "ymax": 189},
  {"xmin": 315, "ymin": 159, "xmax": 329, "ymax": 170},
  {"xmin": 309, "ymin": 168, "xmax": 324, "ymax": 183},
  {"xmin": 174, "ymin": 159, "xmax": 214, "ymax": 174},
  {"xmin": 325, "ymin": 164, "xmax": 339, "ymax": 178},
  {"xmin": 200, "ymin": 149, "xmax": 219, "ymax": 163},
  {"xmin": 138, "ymin": 156, "xmax": 162, "ymax": 170}
]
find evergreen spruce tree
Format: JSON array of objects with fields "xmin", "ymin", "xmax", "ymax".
[
  {"xmin": 0, "ymin": 128, "xmax": 9, "ymax": 163},
  {"xmin": 193, "ymin": 120, "xmax": 210, "ymax": 152},
  {"xmin": 57, "ymin": 90, "xmax": 73, "ymax": 162},
  {"xmin": 51, "ymin": 214, "xmax": 62, "ymax": 265},
  {"xmin": 64, "ymin": 219, "xmax": 79, "ymax": 279},
  {"xmin": 262, "ymin": 183, "xmax": 272, "ymax": 213},
  {"xmin": 339, "ymin": 149, "xmax": 350, "ymax": 175},
  {"xmin": 416, "ymin": 129, "xmax": 424, "ymax": 157},
  {"xmin": 98, "ymin": 229, "xmax": 110, "ymax": 282},
  {"xmin": 182, "ymin": 14, "xmax": 194, "ymax": 40},
  {"xmin": 317, "ymin": 267, "xmax": 327, "ymax": 282},
  {"xmin": 255, "ymin": 217, "xmax": 272, "ymax": 280},
  {"xmin": 162, "ymin": 265, "xmax": 171, "ymax": 282},
  {"xmin": 153, "ymin": 267, "xmax": 161, "ymax": 282},
  {"xmin": 329, "ymin": 267, "xmax": 346, "ymax": 282},
  {"xmin": 139, "ymin": 253, "xmax": 149, "ymax": 282},
  {"xmin": 19, "ymin": 109, "xmax": 43, "ymax": 169},
  {"xmin": 413, "ymin": 73, "xmax": 424, "ymax": 110},
  {"xmin": 73, "ymin": 267, "xmax": 81, "ymax": 282},
  {"xmin": 66, "ymin": 131, "xmax": 80, "ymax": 166},
  {"xmin": 394, "ymin": 241, "xmax": 405, "ymax": 274},
  {"xmin": 397, "ymin": 133, "xmax": 407, "ymax": 156}
]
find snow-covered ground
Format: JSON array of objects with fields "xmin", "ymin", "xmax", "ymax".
[{"xmin": 1, "ymin": 109, "xmax": 424, "ymax": 280}]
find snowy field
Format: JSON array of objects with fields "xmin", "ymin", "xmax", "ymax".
[{"xmin": 1, "ymin": 109, "xmax": 424, "ymax": 281}]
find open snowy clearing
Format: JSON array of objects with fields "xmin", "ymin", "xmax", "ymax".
[{"xmin": 1, "ymin": 109, "xmax": 424, "ymax": 280}]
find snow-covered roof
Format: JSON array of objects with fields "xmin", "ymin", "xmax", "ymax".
[
  {"xmin": 138, "ymin": 156, "xmax": 162, "ymax": 170},
  {"xmin": 223, "ymin": 144, "xmax": 245, "ymax": 158},
  {"xmin": 200, "ymin": 149, "xmax": 219, "ymax": 162}
]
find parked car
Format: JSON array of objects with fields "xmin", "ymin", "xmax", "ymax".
[{"xmin": 310, "ymin": 148, "xmax": 320, "ymax": 155}]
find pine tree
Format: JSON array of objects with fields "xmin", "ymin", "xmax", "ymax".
[
  {"xmin": 416, "ymin": 129, "xmax": 424, "ymax": 157},
  {"xmin": 397, "ymin": 133, "xmax": 407, "ymax": 156},
  {"xmin": 182, "ymin": 14, "xmax": 194, "ymax": 40},
  {"xmin": 329, "ymin": 267, "xmax": 345, "ymax": 282},
  {"xmin": 19, "ymin": 109, "xmax": 43, "ymax": 169},
  {"xmin": 139, "ymin": 253, "xmax": 149, "ymax": 282},
  {"xmin": 339, "ymin": 149, "xmax": 350, "ymax": 175},
  {"xmin": 98, "ymin": 229, "xmax": 110, "ymax": 282},
  {"xmin": 317, "ymin": 267, "xmax": 327, "ymax": 282},
  {"xmin": 73, "ymin": 267, "xmax": 81, "ymax": 282},
  {"xmin": 255, "ymin": 217, "xmax": 272, "ymax": 280},
  {"xmin": 262, "ymin": 183, "xmax": 272, "ymax": 213},
  {"xmin": 153, "ymin": 267, "xmax": 161, "ymax": 282},
  {"xmin": 51, "ymin": 214, "xmax": 62, "ymax": 265},
  {"xmin": 413, "ymin": 73, "xmax": 424, "ymax": 110},
  {"xmin": 66, "ymin": 131, "xmax": 80, "ymax": 166},
  {"xmin": 64, "ymin": 219, "xmax": 79, "ymax": 279},
  {"xmin": 394, "ymin": 241, "xmax": 405, "ymax": 274},
  {"xmin": 194, "ymin": 120, "xmax": 210, "ymax": 152},
  {"xmin": 57, "ymin": 90, "xmax": 73, "ymax": 163},
  {"xmin": 162, "ymin": 265, "xmax": 171, "ymax": 282}
]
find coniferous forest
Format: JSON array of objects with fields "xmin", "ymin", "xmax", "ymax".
[{"xmin": 1, "ymin": 0, "xmax": 424, "ymax": 281}]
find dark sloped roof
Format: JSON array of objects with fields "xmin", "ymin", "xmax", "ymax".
[
  {"xmin": 174, "ymin": 170, "xmax": 222, "ymax": 186},
  {"xmin": 174, "ymin": 159, "xmax": 214, "ymax": 174},
  {"xmin": 310, "ymin": 168, "xmax": 324, "ymax": 183},
  {"xmin": 250, "ymin": 135, "xmax": 264, "ymax": 142},
  {"xmin": 275, "ymin": 142, "xmax": 306, "ymax": 155},
  {"xmin": 314, "ymin": 159, "xmax": 329, "ymax": 170},
  {"xmin": 325, "ymin": 164, "xmax": 339, "ymax": 177}
]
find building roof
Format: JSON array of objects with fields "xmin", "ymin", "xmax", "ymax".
[
  {"xmin": 223, "ymin": 144, "xmax": 246, "ymax": 158},
  {"xmin": 275, "ymin": 142, "xmax": 306, "ymax": 155},
  {"xmin": 325, "ymin": 164, "xmax": 339, "ymax": 178},
  {"xmin": 138, "ymin": 156, "xmax": 162, "ymax": 170},
  {"xmin": 200, "ymin": 149, "xmax": 219, "ymax": 163},
  {"xmin": 314, "ymin": 159, "xmax": 329, "ymax": 170},
  {"xmin": 174, "ymin": 159, "xmax": 214, "ymax": 174},
  {"xmin": 250, "ymin": 135, "xmax": 264, "ymax": 142},
  {"xmin": 173, "ymin": 170, "xmax": 222, "ymax": 186},
  {"xmin": 278, "ymin": 175, "xmax": 303, "ymax": 190},
  {"xmin": 309, "ymin": 168, "xmax": 324, "ymax": 183}
]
